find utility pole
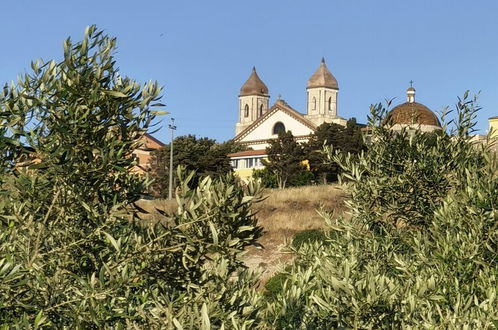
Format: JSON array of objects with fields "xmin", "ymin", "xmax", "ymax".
[{"xmin": 168, "ymin": 118, "xmax": 177, "ymax": 200}]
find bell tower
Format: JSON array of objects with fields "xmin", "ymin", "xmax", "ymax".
[
  {"xmin": 305, "ymin": 58, "xmax": 340, "ymax": 126},
  {"xmin": 236, "ymin": 67, "xmax": 270, "ymax": 135}
]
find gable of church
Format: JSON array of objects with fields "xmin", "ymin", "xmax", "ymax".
[{"xmin": 235, "ymin": 101, "xmax": 316, "ymax": 148}]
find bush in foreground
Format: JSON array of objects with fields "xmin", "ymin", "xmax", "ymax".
[
  {"xmin": 0, "ymin": 26, "xmax": 264, "ymax": 328},
  {"xmin": 263, "ymin": 94, "xmax": 498, "ymax": 328}
]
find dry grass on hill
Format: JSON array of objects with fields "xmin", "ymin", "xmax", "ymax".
[
  {"xmin": 135, "ymin": 184, "xmax": 349, "ymax": 284},
  {"xmin": 135, "ymin": 184, "xmax": 348, "ymax": 240},
  {"xmin": 247, "ymin": 184, "xmax": 348, "ymax": 283},
  {"xmin": 254, "ymin": 184, "xmax": 347, "ymax": 244}
]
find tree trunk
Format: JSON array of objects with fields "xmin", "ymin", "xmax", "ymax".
[{"xmin": 322, "ymin": 172, "xmax": 327, "ymax": 185}]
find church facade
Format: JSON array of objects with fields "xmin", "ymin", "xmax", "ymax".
[{"xmin": 228, "ymin": 58, "xmax": 347, "ymax": 180}]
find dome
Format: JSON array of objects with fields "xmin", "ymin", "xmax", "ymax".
[
  {"xmin": 385, "ymin": 86, "xmax": 440, "ymax": 128},
  {"xmin": 307, "ymin": 58, "xmax": 339, "ymax": 89},
  {"xmin": 385, "ymin": 102, "xmax": 441, "ymax": 127},
  {"xmin": 240, "ymin": 67, "xmax": 269, "ymax": 96}
]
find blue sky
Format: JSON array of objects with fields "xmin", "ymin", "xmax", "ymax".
[{"xmin": 1, "ymin": 0, "xmax": 497, "ymax": 143}]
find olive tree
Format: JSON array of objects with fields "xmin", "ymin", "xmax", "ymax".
[
  {"xmin": 263, "ymin": 93, "xmax": 498, "ymax": 328},
  {"xmin": 0, "ymin": 26, "xmax": 265, "ymax": 328}
]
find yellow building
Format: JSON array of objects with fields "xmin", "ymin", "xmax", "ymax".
[
  {"xmin": 489, "ymin": 116, "xmax": 498, "ymax": 138},
  {"xmin": 227, "ymin": 149, "xmax": 267, "ymax": 182}
]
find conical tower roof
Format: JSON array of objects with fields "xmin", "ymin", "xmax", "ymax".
[
  {"xmin": 240, "ymin": 67, "xmax": 269, "ymax": 96},
  {"xmin": 307, "ymin": 58, "xmax": 339, "ymax": 89}
]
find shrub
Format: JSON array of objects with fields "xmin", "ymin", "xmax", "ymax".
[
  {"xmin": 263, "ymin": 93, "xmax": 498, "ymax": 328},
  {"xmin": 287, "ymin": 169, "xmax": 315, "ymax": 187},
  {"xmin": 332, "ymin": 92, "xmax": 485, "ymax": 229},
  {"xmin": 253, "ymin": 167, "xmax": 314, "ymax": 188},
  {"xmin": 0, "ymin": 26, "xmax": 265, "ymax": 328},
  {"xmin": 264, "ymin": 272, "xmax": 289, "ymax": 300},
  {"xmin": 252, "ymin": 168, "xmax": 278, "ymax": 188},
  {"xmin": 291, "ymin": 229, "xmax": 327, "ymax": 249}
]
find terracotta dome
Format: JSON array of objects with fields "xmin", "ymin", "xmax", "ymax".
[
  {"xmin": 307, "ymin": 58, "xmax": 339, "ymax": 90},
  {"xmin": 385, "ymin": 102, "xmax": 441, "ymax": 127},
  {"xmin": 240, "ymin": 67, "xmax": 269, "ymax": 96},
  {"xmin": 385, "ymin": 87, "xmax": 440, "ymax": 127}
]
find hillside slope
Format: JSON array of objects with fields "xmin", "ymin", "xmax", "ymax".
[
  {"xmin": 246, "ymin": 184, "xmax": 347, "ymax": 284},
  {"xmin": 136, "ymin": 184, "xmax": 348, "ymax": 284}
]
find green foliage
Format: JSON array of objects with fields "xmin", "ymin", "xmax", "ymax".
[
  {"xmin": 252, "ymin": 167, "xmax": 278, "ymax": 188},
  {"xmin": 306, "ymin": 118, "xmax": 366, "ymax": 184},
  {"xmin": 291, "ymin": 229, "xmax": 327, "ymax": 249},
  {"xmin": 333, "ymin": 93, "xmax": 484, "ymax": 228},
  {"xmin": 0, "ymin": 167, "xmax": 265, "ymax": 328},
  {"xmin": 253, "ymin": 167, "xmax": 314, "ymax": 188},
  {"xmin": 264, "ymin": 272, "xmax": 289, "ymax": 300},
  {"xmin": 263, "ymin": 92, "xmax": 498, "ymax": 328},
  {"xmin": 0, "ymin": 26, "xmax": 265, "ymax": 328},
  {"xmin": 1, "ymin": 25, "xmax": 162, "ymax": 214},
  {"xmin": 287, "ymin": 169, "xmax": 315, "ymax": 187},
  {"xmin": 258, "ymin": 119, "xmax": 365, "ymax": 189},
  {"xmin": 150, "ymin": 135, "xmax": 243, "ymax": 197},
  {"xmin": 263, "ymin": 130, "xmax": 306, "ymax": 189}
]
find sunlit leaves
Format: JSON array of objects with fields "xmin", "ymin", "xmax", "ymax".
[{"xmin": 264, "ymin": 93, "xmax": 498, "ymax": 328}]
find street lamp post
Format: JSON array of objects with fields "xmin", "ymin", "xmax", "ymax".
[{"xmin": 168, "ymin": 118, "xmax": 177, "ymax": 200}]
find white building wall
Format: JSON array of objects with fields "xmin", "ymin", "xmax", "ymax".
[
  {"xmin": 240, "ymin": 110, "xmax": 314, "ymax": 143},
  {"xmin": 390, "ymin": 123, "xmax": 441, "ymax": 133}
]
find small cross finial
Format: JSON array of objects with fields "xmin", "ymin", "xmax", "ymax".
[
  {"xmin": 409, "ymin": 80, "xmax": 414, "ymax": 88},
  {"xmin": 277, "ymin": 94, "xmax": 282, "ymax": 100}
]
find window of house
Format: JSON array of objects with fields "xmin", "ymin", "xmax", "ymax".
[
  {"xmin": 244, "ymin": 104, "xmax": 249, "ymax": 117},
  {"xmin": 259, "ymin": 104, "xmax": 264, "ymax": 117},
  {"xmin": 230, "ymin": 159, "xmax": 238, "ymax": 169},
  {"xmin": 328, "ymin": 97, "xmax": 332, "ymax": 111},
  {"xmin": 246, "ymin": 158, "xmax": 254, "ymax": 168},
  {"xmin": 273, "ymin": 122, "xmax": 285, "ymax": 135},
  {"xmin": 312, "ymin": 97, "xmax": 317, "ymax": 111}
]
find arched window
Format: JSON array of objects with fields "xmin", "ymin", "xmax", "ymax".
[
  {"xmin": 328, "ymin": 97, "xmax": 332, "ymax": 111},
  {"xmin": 273, "ymin": 122, "xmax": 285, "ymax": 135},
  {"xmin": 259, "ymin": 104, "xmax": 264, "ymax": 117},
  {"xmin": 312, "ymin": 97, "xmax": 317, "ymax": 111},
  {"xmin": 244, "ymin": 104, "xmax": 249, "ymax": 117}
]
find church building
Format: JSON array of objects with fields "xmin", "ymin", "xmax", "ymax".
[{"xmin": 228, "ymin": 58, "xmax": 347, "ymax": 180}]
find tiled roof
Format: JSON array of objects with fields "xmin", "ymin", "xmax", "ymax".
[
  {"xmin": 144, "ymin": 133, "xmax": 164, "ymax": 147},
  {"xmin": 385, "ymin": 102, "xmax": 440, "ymax": 127},
  {"xmin": 307, "ymin": 58, "xmax": 339, "ymax": 90},
  {"xmin": 228, "ymin": 149, "xmax": 267, "ymax": 158},
  {"xmin": 240, "ymin": 67, "xmax": 269, "ymax": 96}
]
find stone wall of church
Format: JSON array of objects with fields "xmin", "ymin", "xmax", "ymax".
[
  {"xmin": 305, "ymin": 87, "xmax": 339, "ymax": 126},
  {"xmin": 236, "ymin": 95, "xmax": 269, "ymax": 135}
]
